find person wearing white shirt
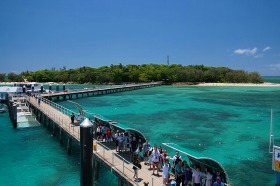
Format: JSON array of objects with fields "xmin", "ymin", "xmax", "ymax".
[
  {"xmin": 203, "ymin": 167, "xmax": 213, "ymax": 186},
  {"xmin": 162, "ymin": 159, "xmax": 170, "ymax": 185},
  {"xmin": 192, "ymin": 166, "xmax": 203, "ymax": 186},
  {"xmin": 150, "ymin": 145, "xmax": 160, "ymax": 175}
]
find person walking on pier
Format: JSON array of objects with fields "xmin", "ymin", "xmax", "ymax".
[
  {"xmin": 143, "ymin": 140, "xmax": 151, "ymax": 165},
  {"xmin": 70, "ymin": 113, "xmax": 75, "ymax": 124},
  {"xmin": 37, "ymin": 96, "xmax": 41, "ymax": 106},
  {"xmin": 77, "ymin": 114, "xmax": 81, "ymax": 125},
  {"xmin": 132, "ymin": 154, "xmax": 141, "ymax": 182}
]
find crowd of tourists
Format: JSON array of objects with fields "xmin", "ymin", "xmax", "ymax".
[
  {"xmin": 141, "ymin": 143, "xmax": 226, "ymax": 186},
  {"xmin": 93, "ymin": 120, "xmax": 226, "ymax": 186}
]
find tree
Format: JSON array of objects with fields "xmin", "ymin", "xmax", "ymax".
[
  {"xmin": 0, "ymin": 73, "xmax": 6, "ymax": 82},
  {"xmin": 7, "ymin": 72, "xmax": 20, "ymax": 82},
  {"xmin": 3, "ymin": 64, "xmax": 264, "ymax": 84}
]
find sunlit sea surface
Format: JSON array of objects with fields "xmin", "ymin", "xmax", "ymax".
[{"xmin": 1, "ymin": 76, "xmax": 280, "ymax": 185}]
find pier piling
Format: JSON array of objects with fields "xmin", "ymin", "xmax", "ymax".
[
  {"xmin": 67, "ymin": 137, "xmax": 72, "ymax": 155},
  {"xmin": 80, "ymin": 118, "xmax": 93, "ymax": 186}
]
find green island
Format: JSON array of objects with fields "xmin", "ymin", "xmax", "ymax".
[{"xmin": 0, "ymin": 64, "xmax": 263, "ymax": 84}]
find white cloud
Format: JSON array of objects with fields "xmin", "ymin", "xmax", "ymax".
[
  {"xmin": 234, "ymin": 47, "xmax": 257, "ymax": 56},
  {"xmin": 263, "ymin": 46, "xmax": 271, "ymax": 52},
  {"xmin": 254, "ymin": 54, "xmax": 264, "ymax": 58},
  {"xmin": 268, "ymin": 63, "xmax": 280, "ymax": 70}
]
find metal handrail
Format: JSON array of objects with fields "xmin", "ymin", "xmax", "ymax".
[
  {"xmin": 41, "ymin": 96, "xmax": 79, "ymax": 117},
  {"xmin": 94, "ymin": 140, "xmax": 163, "ymax": 186},
  {"xmin": 27, "ymin": 95, "xmax": 80, "ymax": 141}
]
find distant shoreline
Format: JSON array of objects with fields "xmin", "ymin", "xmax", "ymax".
[
  {"xmin": 1, "ymin": 81, "xmax": 280, "ymax": 87},
  {"xmin": 172, "ymin": 82, "xmax": 280, "ymax": 87}
]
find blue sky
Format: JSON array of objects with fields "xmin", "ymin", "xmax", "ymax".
[{"xmin": 0, "ymin": 0, "xmax": 280, "ymax": 75}]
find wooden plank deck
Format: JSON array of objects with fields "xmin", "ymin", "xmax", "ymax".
[{"xmin": 27, "ymin": 96, "xmax": 164, "ymax": 186}]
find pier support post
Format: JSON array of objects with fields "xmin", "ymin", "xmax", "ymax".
[
  {"xmin": 80, "ymin": 118, "xmax": 93, "ymax": 186},
  {"xmin": 93, "ymin": 159, "xmax": 100, "ymax": 185},
  {"xmin": 52, "ymin": 123, "xmax": 56, "ymax": 136},
  {"xmin": 47, "ymin": 118, "xmax": 51, "ymax": 130},
  {"xmin": 63, "ymin": 84, "xmax": 65, "ymax": 91},
  {"xmin": 67, "ymin": 137, "xmax": 72, "ymax": 155},
  {"xmin": 39, "ymin": 112, "xmax": 42, "ymax": 122},
  {"xmin": 59, "ymin": 128, "xmax": 63, "ymax": 144},
  {"xmin": 43, "ymin": 115, "xmax": 46, "ymax": 126},
  {"xmin": 12, "ymin": 103, "xmax": 17, "ymax": 128},
  {"xmin": 118, "ymin": 179, "xmax": 124, "ymax": 186},
  {"xmin": 56, "ymin": 84, "xmax": 59, "ymax": 92}
]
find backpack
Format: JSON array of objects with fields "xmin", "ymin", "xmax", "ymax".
[{"xmin": 175, "ymin": 155, "xmax": 181, "ymax": 165}]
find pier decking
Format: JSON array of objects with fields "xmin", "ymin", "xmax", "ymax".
[
  {"xmin": 26, "ymin": 83, "xmax": 164, "ymax": 186},
  {"xmin": 41, "ymin": 82, "xmax": 162, "ymax": 101}
]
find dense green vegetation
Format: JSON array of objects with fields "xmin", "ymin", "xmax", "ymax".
[{"xmin": 0, "ymin": 64, "xmax": 263, "ymax": 84}]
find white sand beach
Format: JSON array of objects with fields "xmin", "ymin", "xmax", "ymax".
[{"xmin": 172, "ymin": 82, "xmax": 280, "ymax": 87}]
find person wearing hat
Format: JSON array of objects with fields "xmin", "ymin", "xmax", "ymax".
[
  {"xmin": 212, "ymin": 170, "xmax": 224, "ymax": 183},
  {"xmin": 212, "ymin": 176, "xmax": 225, "ymax": 186}
]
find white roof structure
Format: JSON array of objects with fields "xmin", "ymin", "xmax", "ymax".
[{"xmin": 0, "ymin": 86, "xmax": 23, "ymax": 93}]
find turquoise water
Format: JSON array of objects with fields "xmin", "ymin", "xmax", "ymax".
[
  {"xmin": 59, "ymin": 84, "xmax": 280, "ymax": 185},
  {"xmin": 0, "ymin": 111, "xmax": 118, "ymax": 185},
  {"xmin": 1, "ymin": 79, "xmax": 280, "ymax": 185},
  {"xmin": 264, "ymin": 76, "xmax": 280, "ymax": 84}
]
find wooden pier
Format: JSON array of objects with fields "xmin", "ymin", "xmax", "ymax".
[
  {"xmin": 42, "ymin": 82, "xmax": 162, "ymax": 101},
  {"xmin": 26, "ymin": 83, "xmax": 164, "ymax": 186}
]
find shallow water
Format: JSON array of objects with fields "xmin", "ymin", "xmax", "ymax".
[
  {"xmin": 59, "ymin": 84, "xmax": 280, "ymax": 185},
  {"xmin": 0, "ymin": 111, "xmax": 118, "ymax": 185},
  {"xmin": 1, "ymin": 79, "xmax": 280, "ymax": 185}
]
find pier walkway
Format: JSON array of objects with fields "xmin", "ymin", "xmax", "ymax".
[
  {"xmin": 27, "ymin": 95, "xmax": 164, "ymax": 186},
  {"xmin": 41, "ymin": 82, "xmax": 162, "ymax": 101}
]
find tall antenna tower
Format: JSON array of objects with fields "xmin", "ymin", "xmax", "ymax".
[{"xmin": 167, "ymin": 56, "xmax": 169, "ymax": 65}]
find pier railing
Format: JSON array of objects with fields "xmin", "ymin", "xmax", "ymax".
[
  {"xmin": 27, "ymin": 96, "xmax": 81, "ymax": 141},
  {"xmin": 40, "ymin": 96, "xmax": 79, "ymax": 117},
  {"xmin": 27, "ymin": 95, "xmax": 163, "ymax": 185},
  {"xmin": 95, "ymin": 140, "xmax": 163, "ymax": 186}
]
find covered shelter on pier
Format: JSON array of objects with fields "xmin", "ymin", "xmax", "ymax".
[
  {"xmin": 93, "ymin": 114, "xmax": 146, "ymax": 143},
  {"xmin": 163, "ymin": 143, "xmax": 231, "ymax": 185}
]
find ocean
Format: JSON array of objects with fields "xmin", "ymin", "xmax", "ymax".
[{"xmin": 1, "ymin": 76, "xmax": 280, "ymax": 185}]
